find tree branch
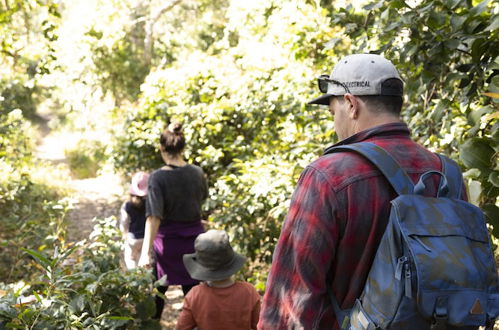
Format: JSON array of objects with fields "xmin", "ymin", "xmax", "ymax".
[
  {"xmin": 144, "ymin": 0, "xmax": 183, "ymax": 66},
  {"xmin": 151, "ymin": 0, "xmax": 183, "ymax": 25}
]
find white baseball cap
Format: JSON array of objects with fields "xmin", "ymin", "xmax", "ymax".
[{"xmin": 309, "ymin": 54, "xmax": 403, "ymax": 105}]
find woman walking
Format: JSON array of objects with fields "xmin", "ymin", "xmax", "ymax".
[{"xmin": 139, "ymin": 122, "xmax": 208, "ymax": 319}]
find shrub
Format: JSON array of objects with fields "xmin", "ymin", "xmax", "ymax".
[
  {"xmin": 0, "ymin": 217, "xmax": 161, "ymax": 330},
  {"xmin": 0, "ymin": 109, "xmax": 71, "ymax": 282},
  {"xmin": 65, "ymin": 139, "xmax": 107, "ymax": 179}
]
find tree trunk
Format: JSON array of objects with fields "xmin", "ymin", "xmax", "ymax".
[{"xmin": 143, "ymin": 0, "xmax": 183, "ymax": 67}]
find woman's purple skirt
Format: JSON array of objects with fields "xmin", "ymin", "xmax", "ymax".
[{"xmin": 153, "ymin": 220, "xmax": 204, "ymax": 286}]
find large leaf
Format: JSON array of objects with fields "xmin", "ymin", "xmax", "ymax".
[
  {"xmin": 483, "ymin": 204, "xmax": 499, "ymax": 238},
  {"xmin": 484, "ymin": 15, "xmax": 499, "ymax": 31},
  {"xmin": 489, "ymin": 171, "xmax": 499, "ymax": 187},
  {"xmin": 459, "ymin": 138, "xmax": 495, "ymax": 171},
  {"xmin": 21, "ymin": 248, "xmax": 52, "ymax": 270},
  {"xmin": 445, "ymin": 0, "xmax": 464, "ymax": 10},
  {"xmin": 363, "ymin": 0, "xmax": 384, "ymax": 10},
  {"xmin": 135, "ymin": 296, "xmax": 156, "ymax": 320},
  {"xmin": 469, "ymin": 0, "xmax": 490, "ymax": 17}
]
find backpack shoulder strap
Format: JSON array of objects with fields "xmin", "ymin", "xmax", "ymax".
[
  {"xmin": 436, "ymin": 154, "xmax": 463, "ymax": 199},
  {"xmin": 325, "ymin": 142, "xmax": 414, "ymax": 195}
]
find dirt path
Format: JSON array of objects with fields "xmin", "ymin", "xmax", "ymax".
[{"xmin": 35, "ymin": 124, "xmax": 183, "ymax": 329}]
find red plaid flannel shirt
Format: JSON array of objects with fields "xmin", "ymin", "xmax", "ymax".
[{"xmin": 258, "ymin": 123, "xmax": 460, "ymax": 329}]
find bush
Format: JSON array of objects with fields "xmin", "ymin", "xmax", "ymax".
[
  {"xmin": 65, "ymin": 139, "xmax": 107, "ymax": 179},
  {"xmin": 109, "ymin": 1, "xmax": 339, "ymax": 285},
  {"xmin": 0, "ymin": 110, "xmax": 33, "ymax": 167},
  {"xmin": 0, "ymin": 110, "xmax": 71, "ymax": 282},
  {"xmin": 0, "ymin": 217, "xmax": 161, "ymax": 330},
  {"xmin": 0, "ymin": 164, "xmax": 71, "ymax": 282},
  {"xmin": 0, "ymin": 79, "xmax": 38, "ymax": 121}
]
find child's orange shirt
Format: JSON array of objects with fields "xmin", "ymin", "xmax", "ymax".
[{"xmin": 176, "ymin": 281, "xmax": 261, "ymax": 330}]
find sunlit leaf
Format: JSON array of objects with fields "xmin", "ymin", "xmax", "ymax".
[
  {"xmin": 489, "ymin": 172, "xmax": 499, "ymax": 187},
  {"xmin": 459, "ymin": 138, "xmax": 495, "ymax": 171},
  {"xmin": 469, "ymin": 0, "xmax": 490, "ymax": 17}
]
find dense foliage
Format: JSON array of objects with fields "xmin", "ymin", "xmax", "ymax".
[
  {"xmin": 0, "ymin": 109, "xmax": 69, "ymax": 282},
  {"xmin": 0, "ymin": 0, "xmax": 497, "ymax": 325},
  {"xmin": 0, "ymin": 218, "xmax": 160, "ymax": 329},
  {"xmin": 0, "ymin": 1, "xmax": 68, "ymax": 283},
  {"xmin": 332, "ymin": 0, "xmax": 499, "ymax": 238},
  {"xmin": 110, "ymin": 1, "xmax": 343, "ymax": 280},
  {"xmin": 109, "ymin": 0, "xmax": 498, "ymax": 282},
  {"xmin": 0, "ymin": 0, "xmax": 60, "ymax": 120}
]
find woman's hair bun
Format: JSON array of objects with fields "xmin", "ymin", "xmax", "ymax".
[{"xmin": 167, "ymin": 122, "xmax": 183, "ymax": 134}]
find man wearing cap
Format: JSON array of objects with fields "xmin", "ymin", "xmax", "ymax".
[{"xmin": 259, "ymin": 54, "xmax": 447, "ymax": 329}]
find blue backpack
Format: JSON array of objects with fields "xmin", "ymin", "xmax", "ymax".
[{"xmin": 328, "ymin": 142, "xmax": 499, "ymax": 330}]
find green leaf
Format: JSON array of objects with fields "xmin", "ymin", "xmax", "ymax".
[
  {"xmin": 431, "ymin": 99, "xmax": 449, "ymax": 121},
  {"xmin": 389, "ymin": 0, "xmax": 408, "ymax": 9},
  {"xmin": 463, "ymin": 17, "xmax": 483, "ymax": 33},
  {"xmin": 404, "ymin": 44, "xmax": 419, "ymax": 58},
  {"xmin": 450, "ymin": 14, "xmax": 467, "ymax": 31},
  {"xmin": 489, "ymin": 171, "xmax": 499, "ymax": 187},
  {"xmin": 22, "ymin": 248, "xmax": 51, "ymax": 270},
  {"xmin": 491, "ymin": 75, "xmax": 499, "ymax": 89},
  {"xmin": 70, "ymin": 295, "xmax": 86, "ymax": 313},
  {"xmin": 0, "ymin": 301, "xmax": 17, "ymax": 318},
  {"xmin": 445, "ymin": 72, "xmax": 468, "ymax": 85},
  {"xmin": 483, "ymin": 204, "xmax": 499, "ymax": 237},
  {"xmin": 428, "ymin": 11, "xmax": 447, "ymax": 29},
  {"xmin": 381, "ymin": 8, "xmax": 390, "ymax": 21},
  {"xmin": 444, "ymin": 39, "xmax": 460, "ymax": 50},
  {"xmin": 363, "ymin": 0, "xmax": 384, "ymax": 11},
  {"xmin": 108, "ymin": 316, "xmax": 133, "ymax": 320},
  {"xmin": 418, "ymin": 2, "xmax": 434, "ymax": 13},
  {"xmin": 445, "ymin": 0, "xmax": 463, "ymax": 9},
  {"xmin": 459, "ymin": 138, "xmax": 495, "ymax": 171},
  {"xmin": 469, "ymin": 0, "xmax": 490, "ymax": 17},
  {"xmin": 385, "ymin": 21, "xmax": 401, "ymax": 32},
  {"xmin": 138, "ymin": 320, "xmax": 162, "ymax": 330},
  {"xmin": 484, "ymin": 15, "xmax": 499, "ymax": 31},
  {"xmin": 135, "ymin": 296, "xmax": 156, "ymax": 320},
  {"xmin": 471, "ymin": 38, "xmax": 486, "ymax": 62},
  {"xmin": 469, "ymin": 106, "xmax": 493, "ymax": 126}
]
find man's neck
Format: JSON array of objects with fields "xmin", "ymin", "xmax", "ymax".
[{"xmin": 355, "ymin": 114, "xmax": 401, "ymax": 136}]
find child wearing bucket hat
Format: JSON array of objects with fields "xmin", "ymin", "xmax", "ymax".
[
  {"xmin": 176, "ymin": 230, "xmax": 261, "ymax": 330},
  {"xmin": 119, "ymin": 171, "xmax": 150, "ymax": 269}
]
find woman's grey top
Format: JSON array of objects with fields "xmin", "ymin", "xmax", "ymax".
[{"xmin": 146, "ymin": 164, "xmax": 208, "ymax": 223}]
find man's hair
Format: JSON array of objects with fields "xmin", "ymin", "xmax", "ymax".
[{"xmin": 358, "ymin": 79, "xmax": 404, "ymax": 115}]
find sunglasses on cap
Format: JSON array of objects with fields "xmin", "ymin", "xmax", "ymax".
[{"xmin": 317, "ymin": 74, "xmax": 351, "ymax": 94}]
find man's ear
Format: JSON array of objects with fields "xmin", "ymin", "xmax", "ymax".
[{"xmin": 343, "ymin": 94, "xmax": 359, "ymax": 119}]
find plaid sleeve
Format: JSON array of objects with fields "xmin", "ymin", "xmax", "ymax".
[{"xmin": 258, "ymin": 166, "xmax": 340, "ymax": 329}]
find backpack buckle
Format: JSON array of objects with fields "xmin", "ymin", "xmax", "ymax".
[
  {"xmin": 431, "ymin": 315, "xmax": 447, "ymax": 330},
  {"xmin": 431, "ymin": 296, "xmax": 448, "ymax": 330}
]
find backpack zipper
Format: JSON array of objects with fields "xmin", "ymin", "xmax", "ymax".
[
  {"xmin": 404, "ymin": 263, "xmax": 412, "ymax": 298},
  {"xmin": 395, "ymin": 256, "xmax": 413, "ymax": 298},
  {"xmin": 395, "ymin": 256, "xmax": 407, "ymax": 280}
]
